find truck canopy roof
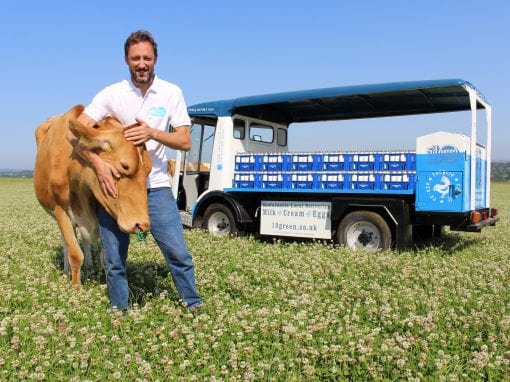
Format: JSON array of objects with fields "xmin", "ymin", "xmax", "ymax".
[{"xmin": 187, "ymin": 79, "xmax": 488, "ymax": 125}]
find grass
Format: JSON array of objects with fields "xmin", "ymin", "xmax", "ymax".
[{"xmin": 0, "ymin": 178, "xmax": 509, "ymax": 381}]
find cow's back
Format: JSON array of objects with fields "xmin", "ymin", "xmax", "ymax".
[{"xmin": 34, "ymin": 105, "xmax": 85, "ymax": 212}]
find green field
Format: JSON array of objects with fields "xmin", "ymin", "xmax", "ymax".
[{"xmin": 0, "ymin": 178, "xmax": 509, "ymax": 381}]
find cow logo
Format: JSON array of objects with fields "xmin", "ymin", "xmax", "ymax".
[{"xmin": 425, "ymin": 171, "xmax": 459, "ymax": 204}]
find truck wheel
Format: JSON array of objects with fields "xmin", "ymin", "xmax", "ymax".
[
  {"xmin": 337, "ymin": 211, "xmax": 391, "ymax": 251},
  {"xmin": 203, "ymin": 203, "xmax": 239, "ymax": 235}
]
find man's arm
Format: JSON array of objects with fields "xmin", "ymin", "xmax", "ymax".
[
  {"xmin": 123, "ymin": 117, "xmax": 191, "ymax": 151},
  {"xmin": 65, "ymin": 113, "xmax": 121, "ymax": 198}
]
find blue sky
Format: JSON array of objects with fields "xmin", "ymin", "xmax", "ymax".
[{"xmin": 1, "ymin": 0, "xmax": 509, "ymax": 169}]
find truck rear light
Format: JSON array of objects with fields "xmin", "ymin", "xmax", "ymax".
[
  {"xmin": 471, "ymin": 211, "xmax": 481, "ymax": 224},
  {"xmin": 491, "ymin": 208, "xmax": 498, "ymax": 217},
  {"xmin": 481, "ymin": 211, "xmax": 488, "ymax": 221}
]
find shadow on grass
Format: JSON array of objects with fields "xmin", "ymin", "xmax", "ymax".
[
  {"xmin": 251, "ymin": 230, "xmax": 480, "ymax": 256},
  {"xmin": 126, "ymin": 261, "xmax": 180, "ymax": 306},
  {"xmin": 233, "ymin": 230, "xmax": 482, "ymax": 258},
  {"xmin": 410, "ymin": 233, "xmax": 479, "ymax": 255},
  {"xmin": 52, "ymin": 243, "xmax": 105, "ymax": 284},
  {"xmin": 52, "ymin": 244, "xmax": 179, "ymax": 307}
]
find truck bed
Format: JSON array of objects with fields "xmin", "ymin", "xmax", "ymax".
[{"xmin": 228, "ymin": 151, "xmax": 416, "ymax": 195}]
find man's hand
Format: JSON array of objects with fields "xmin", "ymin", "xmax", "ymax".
[
  {"xmin": 124, "ymin": 117, "xmax": 154, "ymax": 145},
  {"xmin": 124, "ymin": 119, "xmax": 191, "ymax": 151},
  {"xmin": 66, "ymin": 127, "xmax": 120, "ymax": 198},
  {"xmin": 91, "ymin": 156, "xmax": 121, "ymax": 198}
]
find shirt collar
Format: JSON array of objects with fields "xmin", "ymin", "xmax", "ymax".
[{"xmin": 125, "ymin": 75, "xmax": 161, "ymax": 94}]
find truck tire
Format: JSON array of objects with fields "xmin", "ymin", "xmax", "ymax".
[
  {"xmin": 337, "ymin": 211, "xmax": 392, "ymax": 251},
  {"xmin": 203, "ymin": 203, "xmax": 239, "ymax": 235}
]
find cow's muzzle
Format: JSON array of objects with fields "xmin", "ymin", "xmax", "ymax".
[{"xmin": 133, "ymin": 222, "xmax": 150, "ymax": 234}]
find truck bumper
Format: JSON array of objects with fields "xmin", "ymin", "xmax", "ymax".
[{"xmin": 457, "ymin": 216, "xmax": 500, "ymax": 232}]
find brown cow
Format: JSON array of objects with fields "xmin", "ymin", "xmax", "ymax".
[{"xmin": 34, "ymin": 105, "xmax": 152, "ymax": 288}]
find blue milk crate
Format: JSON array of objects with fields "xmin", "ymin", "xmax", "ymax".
[
  {"xmin": 233, "ymin": 173, "xmax": 257, "ymax": 188},
  {"xmin": 318, "ymin": 173, "xmax": 345, "ymax": 190},
  {"xmin": 349, "ymin": 153, "xmax": 379, "ymax": 171},
  {"xmin": 259, "ymin": 153, "xmax": 289, "ymax": 172},
  {"xmin": 380, "ymin": 172, "xmax": 416, "ymax": 191},
  {"xmin": 290, "ymin": 153, "xmax": 322, "ymax": 171},
  {"xmin": 321, "ymin": 153, "xmax": 348, "ymax": 171},
  {"xmin": 348, "ymin": 172, "xmax": 380, "ymax": 190},
  {"xmin": 381, "ymin": 152, "xmax": 416, "ymax": 171},
  {"xmin": 235, "ymin": 154, "xmax": 259, "ymax": 172},
  {"xmin": 260, "ymin": 173, "xmax": 285, "ymax": 189},
  {"xmin": 287, "ymin": 173, "xmax": 318, "ymax": 189}
]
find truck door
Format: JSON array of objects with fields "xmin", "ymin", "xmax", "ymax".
[
  {"xmin": 179, "ymin": 119, "xmax": 215, "ymax": 212},
  {"xmin": 416, "ymin": 170, "xmax": 464, "ymax": 212}
]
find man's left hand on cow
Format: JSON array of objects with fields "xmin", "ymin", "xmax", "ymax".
[{"xmin": 123, "ymin": 118, "xmax": 154, "ymax": 146}]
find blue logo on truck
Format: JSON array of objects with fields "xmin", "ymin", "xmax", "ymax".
[
  {"xmin": 426, "ymin": 145, "xmax": 460, "ymax": 164},
  {"xmin": 425, "ymin": 171, "xmax": 459, "ymax": 204}
]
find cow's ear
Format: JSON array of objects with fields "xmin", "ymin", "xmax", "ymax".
[
  {"xmin": 70, "ymin": 119, "xmax": 112, "ymax": 152},
  {"xmin": 95, "ymin": 137, "xmax": 113, "ymax": 152},
  {"xmin": 82, "ymin": 135, "xmax": 113, "ymax": 153},
  {"xmin": 70, "ymin": 118, "xmax": 93, "ymax": 139}
]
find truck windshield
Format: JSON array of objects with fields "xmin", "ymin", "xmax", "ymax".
[{"xmin": 187, "ymin": 121, "xmax": 215, "ymax": 173}]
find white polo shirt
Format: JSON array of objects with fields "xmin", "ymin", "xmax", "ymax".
[{"xmin": 84, "ymin": 76, "xmax": 191, "ymax": 189}]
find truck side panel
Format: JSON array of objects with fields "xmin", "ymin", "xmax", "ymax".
[{"xmin": 415, "ymin": 132, "xmax": 487, "ymax": 213}]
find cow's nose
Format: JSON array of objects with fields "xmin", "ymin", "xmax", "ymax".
[{"xmin": 136, "ymin": 222, "xmax": 150, "ymax": 233}]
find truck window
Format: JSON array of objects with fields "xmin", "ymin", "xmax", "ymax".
[
  {"xmin": 187, "ymin": 122, "xmax": 215, "ymax": 172},
  {"xmin": 250, "ymin": 123, "xmax": 273, "ymax": 143},
  {"xmin": 233, "ymin": 118, "xmax": 245, "ymax": 139},
  {"xmin": 277, "ymin": 127, "xmax": 287, "ymax": 146}
]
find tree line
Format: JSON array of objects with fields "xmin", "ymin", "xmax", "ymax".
[
  {"xmin": 491, "ymin": 161, "xmax": 510, "ymax": 181},
  {"xmin": 1, "ymin": 163, "xmax": 510, "ymax": 181}
]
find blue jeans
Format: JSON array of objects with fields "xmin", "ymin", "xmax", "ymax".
[{"xmin": 99, "ymin": 187, "xmax": 201, "ymax": 310}]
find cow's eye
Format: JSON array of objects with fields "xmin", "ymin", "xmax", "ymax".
[{"xmin": 120, "ymin": 160, "xmax": 130, "ymax": 172}]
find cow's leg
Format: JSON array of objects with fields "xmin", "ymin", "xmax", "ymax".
[
  {"xmin": 77, "ymin": 226, "xmax": 95, "ymax": 270},
  {"xmin": 62, "ymin": 234, "xmax": 70, "ymax": 275},
  {"xmin": 75, "ymin": 208, "xmax": 99, "ymax": 272},
  {"xmin": 55, "ymin": 206, "xmax": 83, "ymax": 288},
  {"xmin": 81, "ymin": 241, "xmax": 93, "ymax": 270},
  {"xmin": 99, "ymin": 247, "xmax": 105, "ymax": 270},
  {"xmin": 62, "ymin": 231, "xmax": 90, "ymax": 276}
]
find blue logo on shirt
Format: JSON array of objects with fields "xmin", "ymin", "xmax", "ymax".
[{"xmin": 150, "ymin": 106, "xmax": 167, "ymax": 117}]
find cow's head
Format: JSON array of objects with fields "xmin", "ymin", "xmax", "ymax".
[{"xmin": 70, "ymin": 117, "xmax": 152, "ymax": 234}]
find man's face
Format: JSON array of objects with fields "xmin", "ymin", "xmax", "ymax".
[{"xmin": 125, "ymin": 41, "xmax": 157, "ymax": 86}]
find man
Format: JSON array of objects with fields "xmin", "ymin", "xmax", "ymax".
[{"xmin": 67, "ymin": 30, "xmax": 201, "ymax": 311}]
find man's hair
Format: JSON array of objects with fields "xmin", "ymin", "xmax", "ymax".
[{"xmin": 124, "ymin": 30, "xmax": 158, "ymax": 58}]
